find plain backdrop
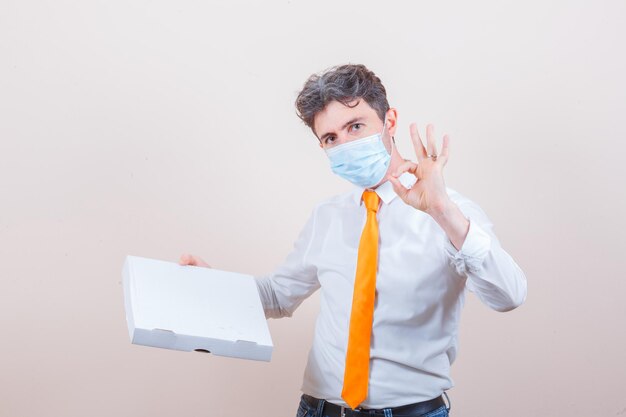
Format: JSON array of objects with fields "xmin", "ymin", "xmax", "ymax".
[{"xmin": 1, "ymin": 1, "xmax": 625, "ymax": 416}]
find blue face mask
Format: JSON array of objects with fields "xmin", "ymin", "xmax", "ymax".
[{"xmin": 324, "ymin": 119, "xmax": 393, "ymax": 188}]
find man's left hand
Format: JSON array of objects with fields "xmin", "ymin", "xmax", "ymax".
[{"xmin": 388, "ymin": 123, "xmax": 452, "ymax": 216}]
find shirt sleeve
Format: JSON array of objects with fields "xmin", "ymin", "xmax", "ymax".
[
  {"xmin": 443, "ymin": 189, "xmax": 528, "ymax": 312},
  {"xmin": 253, "ymin": 207, "xmax": 320, "ymax": 319}
]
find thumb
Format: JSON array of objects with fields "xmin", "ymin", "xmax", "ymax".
[{"xmin": 389, "ymin": 175, "xmax": 410, "ymax": 202}]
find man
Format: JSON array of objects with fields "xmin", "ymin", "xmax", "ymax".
[{"xmin": 180, "ymin": 64, "xmax": 527, "ymax": 417}]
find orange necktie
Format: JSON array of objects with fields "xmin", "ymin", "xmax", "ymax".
[{"xmin": 341, "ymin": 190, "xmax": 381, "ymax": 410}]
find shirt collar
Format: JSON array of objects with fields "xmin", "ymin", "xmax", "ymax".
[{"xmin": 352, "ymin": 172, "xmax": 417, "ymax": 206}]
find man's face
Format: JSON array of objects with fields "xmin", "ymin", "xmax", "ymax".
[{"xmin": 313, "ymin": 99, "xmax": 394, "ymax": 152}]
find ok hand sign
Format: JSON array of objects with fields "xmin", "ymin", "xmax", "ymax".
[{"xmin": 388, "ymin": 123, "xmax": 452, "ymax": 216}]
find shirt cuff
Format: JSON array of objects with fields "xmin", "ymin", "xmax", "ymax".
[{"xmin": 444, "ymin": 216, "xmax": 492, "ymax": 275}]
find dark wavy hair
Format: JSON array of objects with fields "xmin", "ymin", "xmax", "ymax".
[{"xmin": 295, "ymin": 64, "xmax": 390, "ymax": 136}]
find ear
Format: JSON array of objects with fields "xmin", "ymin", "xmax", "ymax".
[{"xmin": 386, "ymin": 108, "xmax": 399, "ymax": 137}]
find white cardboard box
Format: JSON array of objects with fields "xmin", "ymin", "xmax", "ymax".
[{"xmin": 122, "ymin": 255, "xmax": 273, "ymax": 361}]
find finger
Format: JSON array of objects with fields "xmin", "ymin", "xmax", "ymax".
[
  {"xmin": 179, "ymin": 254, "xmax": 211, "ymax": 268},
  {"xmin": 409, "ymin": 123, "xmax": 428, "ymax": 162},
  {"xmin": 388, "ymin": 175, "xmax": 411, "ymax": 202},
  {"xmin": 426, "ymin": 124, "xmax": 437, "ymax": 157},
  {"xmin": 392, "ymin": 159, "xmax": 418, "ymax": 177},
  {"xmin": 193, "ymin": 256, "xmax": 211, "ymax": 268},
  {"xmin": 439, "ymin": 134, "xmax": 450, "ymax": 164}
]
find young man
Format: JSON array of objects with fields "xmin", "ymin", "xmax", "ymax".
[{"xmin": 180, "ymin": 64, "xmax": 527, "ymax": 417}]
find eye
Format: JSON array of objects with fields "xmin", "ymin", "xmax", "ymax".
[
  {"xmin": 350, "ymin": 123, "xmax": 363, "ymax": 132},
  {"xmin": 324, "ymin": 136, "xmax": 336, "ymax": 145}
]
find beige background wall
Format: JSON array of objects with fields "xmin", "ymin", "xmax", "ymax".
[{"xmin": 1, "ymin": 1, "xmax": 625, "ymax": 416}]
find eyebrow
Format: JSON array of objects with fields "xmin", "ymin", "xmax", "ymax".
[{"xmin": 319, "ymin": 117, "xmax": 366, "ymax": 142}]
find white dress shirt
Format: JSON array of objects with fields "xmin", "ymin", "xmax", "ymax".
[{"xmin": 254, "ymin": 172, "xmax": 527, "ymax": 409}]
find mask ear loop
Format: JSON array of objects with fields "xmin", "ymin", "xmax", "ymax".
[{"xmin": 381, "ymin": 116, "xmax": 395, "ymax": 155}]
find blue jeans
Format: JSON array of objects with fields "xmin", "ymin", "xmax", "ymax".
[{"xmin": 295, "ymin": 394, "xmax": 451, "ymax": 417}]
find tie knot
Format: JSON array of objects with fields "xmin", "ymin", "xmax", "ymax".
[{"xmin": 362, "ymin": 190, "xmax": 380, "ymax": 212}]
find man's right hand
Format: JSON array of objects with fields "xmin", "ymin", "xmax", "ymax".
[{"xmin": 179, "ymin": 253, "xmax": 212, "ymax": 268}]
